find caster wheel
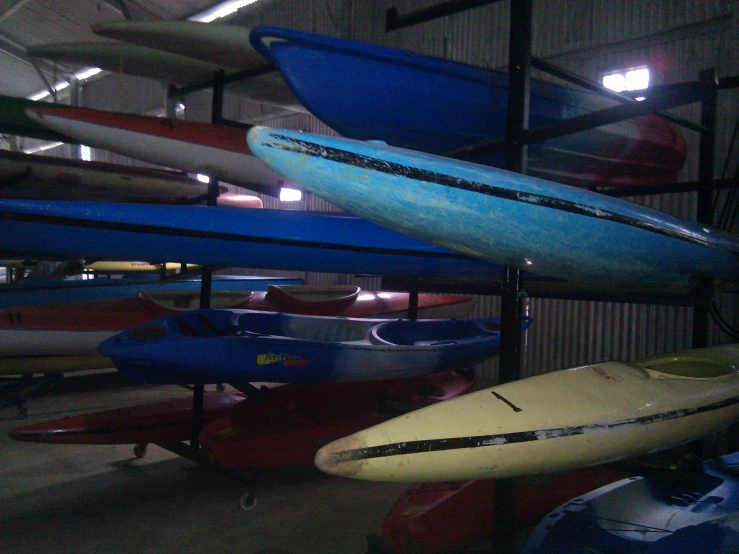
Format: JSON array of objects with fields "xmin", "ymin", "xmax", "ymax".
[
  {"xmin": 133, "ymin": 443, "xmax": 148, "ymax": 458},
  {"xmin": 239, "ymin": 491, "xmax": 257, "ymax": 511}
]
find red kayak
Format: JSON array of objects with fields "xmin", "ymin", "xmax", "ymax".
[
  {"xmin": 382, "ymin": 467, "xmax": 628, "ymax": 554},
  {"xmin": 200, "ymin": 371, "xmax": 475, "ymax": 470},
  {"xmin": 9, "ymin": 392, "xmax": 245, "ymax": 445},
  {"xmin": 0, "ymin": 285, "xmax": 474, "ymax": 357}
]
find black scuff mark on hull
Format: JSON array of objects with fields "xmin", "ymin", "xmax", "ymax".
[
  {"xmin": 329, "ymin": 393, "xmax": 739, "ymax": 463},
  {"xmin": 261, "ymin": 133, "xmax": 738, "ymax": 255}
]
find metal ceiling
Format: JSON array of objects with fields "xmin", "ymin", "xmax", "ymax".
[{"xmin": 0, "ymin": 0, "xmax": 229, "ymax": 98}]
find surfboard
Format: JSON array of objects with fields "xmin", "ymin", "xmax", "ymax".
[
  {"xmin": 314, "ymin": 344, "xmax": 739, "ymax": 483},
  {"xmin": 25, "ymin": 104, "xmax": 296, "ymax": 197},
  {"xmin": 0, "ymin": 199, "xmax": 508, "ymax": 280},
  {"xmin": 249, "ymin": 26, "xmax": 686, "ymax": 187},
  {"xmin": 28, "ymin": 41, "xmax": 303, "ymax": 111},
  {"xmin": 246, "ymin": 126, "xmax": 739, "ymax": 294}
]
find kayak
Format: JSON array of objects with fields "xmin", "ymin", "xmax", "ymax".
[
  {"xmin": 9, "ymin": 392, "xmax": 244, "ymax": 444},
  {"xmin": 24, "ymin": 104, "xmax": 295, "ymax": 197},
  {"xmin": 201, "ymin": 372, "xmax": 475, "ymax": 470},
  {"xmin": 382, "ymin": 466, "xmax": 627, "ymax": 554},
  {"xmin": 0, "ymin": 274, "xmax": 303, "ymax": 309},
  {"xmin": 246, "ymin": 126, "xmax": 739, "ymax": 294},
  {"xmin": 523, "ymin": 451, "xmax": 739, "ymax": 553},
  {"xmin": 249, "ymin": 26, "xmax": 686, "ymax": 187},
  {"xmin": 98, "ymin": 310, "xmax": 525, "ymax": 384},
  {"xmin": 0, "ymin": 286, "xmax": 473, "ymax": 356},
  {"xmin": 0, "ymin": 199, "xmax": 509, "ymax": 280},
  {"xmin": 0, "ymin": 150, "xmax": 263, "ymax": 205},
  {"xmin": 314, "ymin": 344, "xmax": 739, "ymax": 482}
]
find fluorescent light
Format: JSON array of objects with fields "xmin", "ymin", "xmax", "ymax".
[
  {"xmin": 23, "ymin": 141, "xmax": 64, "ymax": 154},
  {"xmin": 27, "ymin": 80, "xmax": 69, "ymax": 101},
  {"xmin": 280, "ymin": 187, "xmax": 302, "ymax": 202},
  {"xmin": 75, "ymin": 67, "xmax": 102, "ymax": 81},
  {"xmin": 189, "ymin": 0, "xmax": 258, "ymax": 22},
  {"xmin": 196, "ymin": 174, "xmax": 210, "ymax": 183},
  {"xmin": 80, "ymin": 145, "xmax": 92, "ymax": 161}
]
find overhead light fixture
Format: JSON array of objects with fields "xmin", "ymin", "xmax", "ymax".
[
  {"xmin": 602, "ymin": 66, "xmax": 650, "ymax": 93},
  {"xmin": 189, "ymin": 0, "xmax": 259, "ymax": 23},
  {"xmin": 26, "ymin": 66, "xmax": 102, "ymax": 101},
  {"xmin": 27, "ymin": 80, "xmax": 69, "ymax": 101},
  {"xmin": 23, "ymin": 141, "xmax": 64, "ymax": 154},
  {"xmin": 74, "ymin": 67, "xmax": 103, "ymax": 81}
]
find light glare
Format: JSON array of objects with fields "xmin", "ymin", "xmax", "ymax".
[
  {"xmin": 190, "ymin": 0, "xmax": 258, "ymax": 22},
  {"xmin": 280, "ymin": 187, "xmax": 302, "ymax": 202}
]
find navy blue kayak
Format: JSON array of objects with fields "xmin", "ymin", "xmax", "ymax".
[
  {"xmin": 98, "ymin": 310, "xmax": 528, "ymax": 384},
  {"xmin": 249, "ymin": 26, "xmax": 686, "ymax": 187},
  {"xmin": 0, "ymin": 199, "xmax": 509, "ymax": 279},
  {"xmin": 246, "ymin": 127, "xmax": 739, "ymax": 294},
  {"xmin": 523, "ymin": 452, "xmax": 739, "ymax": 553},
  {"xmin": 0, "ymin": 275, "xmax": 303, "ymax": 309}
]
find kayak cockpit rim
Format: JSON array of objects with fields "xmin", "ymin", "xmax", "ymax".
[
  {"xmin": 640, "ymin": 356, "xmax": 738, "ymax": 379},
  {"xmin": 265, "ymin": 284, "xmax": 361, "ymax": 306},
  {"xmin": 139, "ymin": 290, "xmax": 254, "ymax": 310}
]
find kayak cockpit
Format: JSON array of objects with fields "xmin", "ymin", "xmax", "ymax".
[
  {"xmin": 639, "ymin": 354, "xmax": 737, "ymax": 379},
  {"xmin": 369, "ymin": 318, "xmax": 500, "ymax": 346},
  {"xmin": 141, "ymin": 290, "xmax": 253, "ymax": 310},
  {"xmin": 265, "ymin": 284, "xmax": 360, "ymax": 307}
]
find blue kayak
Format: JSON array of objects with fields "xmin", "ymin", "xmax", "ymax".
[
  {"xmin": 0, "ymin": 275, "xmax": 303, "ymax": 309},
  {"xmin": 0, "ymin": 200, "xmax": 509, "ymax": 279},
  {"xmin": 523, "ymin": 452, "xmax": 739, "ymax": 553},
  {"xmin": 98, "ymin": 310, "xmax": 527, "ymax": 384},
  {"xmin": 249, "ymin": 26, "xmax": 686, "ymax": 187},
  {"xmin": 247, "ymin": 127, "xmax": 739, "ymax": 294}
]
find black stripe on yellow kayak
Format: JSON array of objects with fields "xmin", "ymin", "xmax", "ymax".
[
  {"xmin": 329, "ymin": 393, "xmax": 739, "ymax": 464},
  {"xmin": 263, "ymin": 133, "xmax": 739, "ymax": 256},
  {"xmin": 0, "ymin": 210, "xmax": 476, "ymax": 261}
]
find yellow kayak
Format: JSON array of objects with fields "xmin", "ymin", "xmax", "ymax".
[{"xmin": 315, "ymin": 344, "xmax": 739, "ymax": 482}]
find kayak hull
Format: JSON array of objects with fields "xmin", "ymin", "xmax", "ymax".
[
  {"xmin": 247, "ymin": 127, "xmax": 739, "ymax": 294},
  {"xmin": 315, "ymin": 344, "xmax": 739, "ymax": 482},
  {"xmin": 98, "ymin": 310, "xmax": 520, "ymax": 384}
]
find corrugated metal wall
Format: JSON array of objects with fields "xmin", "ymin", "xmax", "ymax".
[{"xmin": 76, "ymin": 0, "xmax": 738, "ymax": 384}]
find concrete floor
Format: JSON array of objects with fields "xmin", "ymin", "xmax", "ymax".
[{"xmin": 0, "ymin": 374, "xmax": 409, "ymax": 554}]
